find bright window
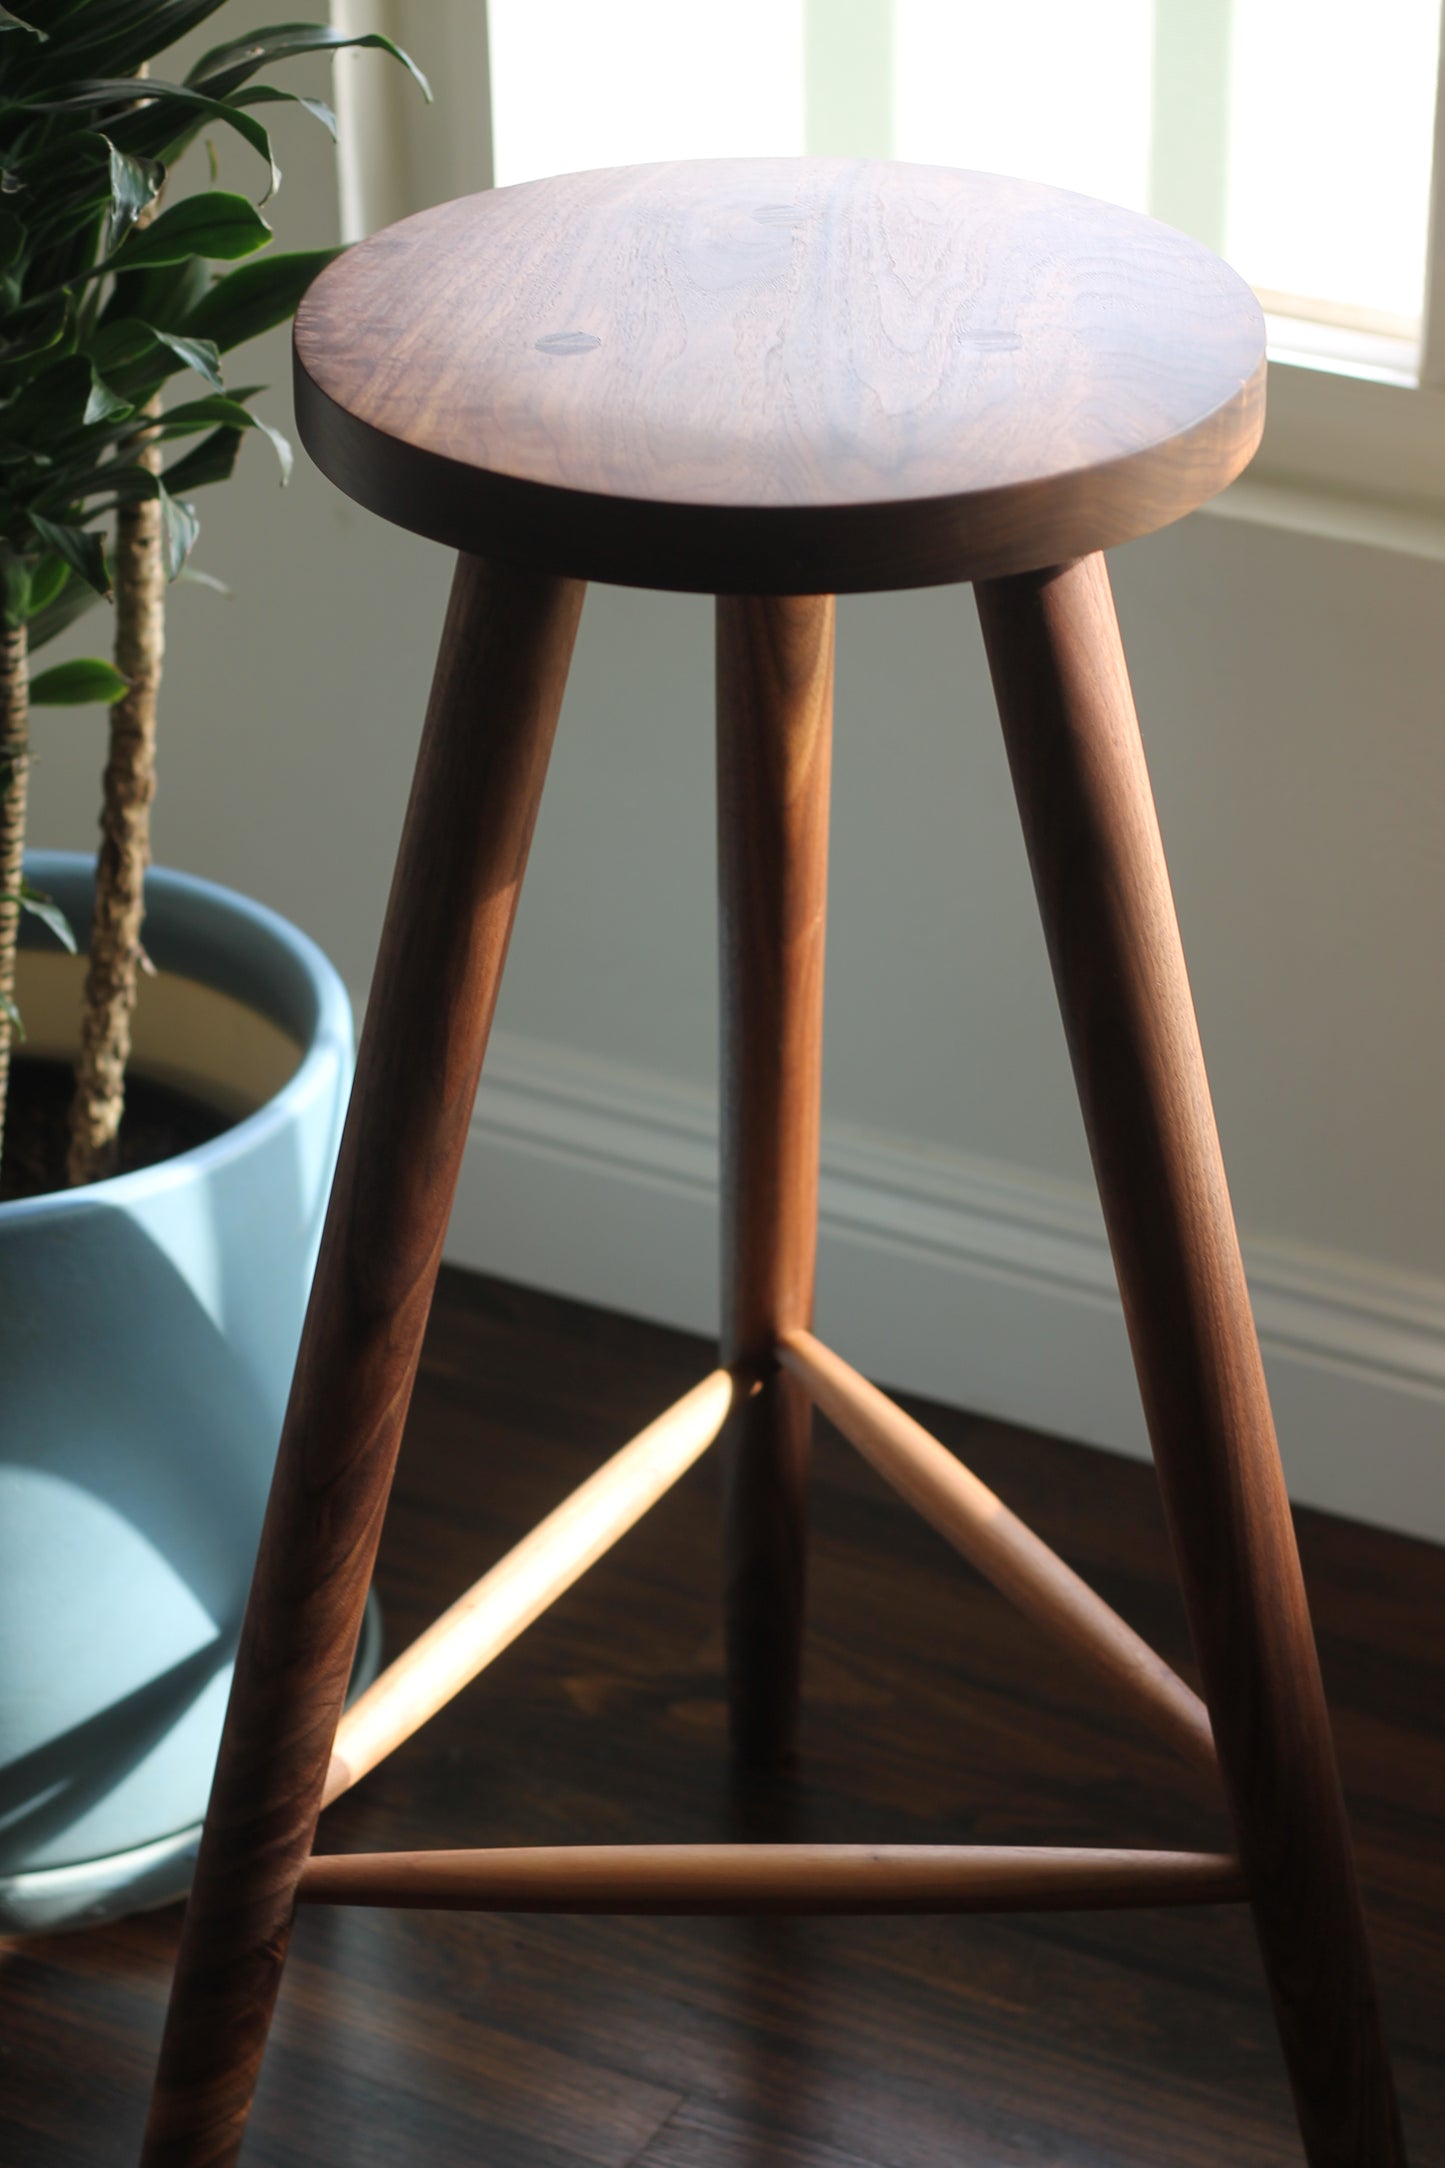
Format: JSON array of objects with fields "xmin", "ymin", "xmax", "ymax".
[
  {"xmin": 894, "ymin": 1, "xmax": 1155, "ymax": 216},
  {"xmin": 488, "ymin": 0, "xmax": 805, "ymax": 185},
  {"xmin": 1225, "ymin": 0, "xmax": 1439, "ymax": 335},
  {"xmin": 486, "ymin": 0, "xmax": 1445, "ymax": 388}
]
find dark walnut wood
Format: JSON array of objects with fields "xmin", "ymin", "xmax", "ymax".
[
  {"xmin": 716, "ymin": 595, "xmax": 833, "ymax": 1763},
  {"xmin": 294, "ymin": 159, "xmax": 1264, "ymax": 595},
  {"xmin": 136, "ymin": 152, "xmax": 1401, "ymax": 2168},
  {"xmin": 292, "ymin": 1842, "xmax": 1248, "ymax": 1915},
  {"xmin": 138, "ymin": 560, "xmax": 584, "ymax": 2168},
  {"xmin": 976, "ymin": 553, "xmax": 1407, "ymax": 2168},
  {"xmin": 5, "ymin": 1272, "xmax": 1441, "ymax": 2168},
  {"xmin": 778, "ymin": 1328, "xmax": 1218, "ymax": 1774}
]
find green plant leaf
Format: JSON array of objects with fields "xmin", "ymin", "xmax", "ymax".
[
  {"xmin": 0, "ymin": 6, "xmax": 46, "ymax": 36},
  {"xmin": 83, "ymin": 364, "xmax": 133, "ymax": 424},
  {"xmin": 39, "ymin": 81, "xmax": 281, "ymax": 199},
  {"xmin": 156, "ymin": 390, "xmax": 255, "ymax": 430},
  {"xmin": 26, "ymin": 563, "xmax": 98, "ymax": 652},
  {"xmin": 150, "ymin": 327, "xmax": 224, "ymax": 389},
  {"xmin": 0, "ymin": 209, "xmax": 24, "ymax": 272},
  {"xmin": 29, "ymin": 513, "xmax": 108, "ymax": 596},
  {"xmin": 252, "ymin": 410, "xmax": 291, "ymax": 480},
  {"xmin": 2, "ymin": 352, "xmax": 93, "ymax": 438},
  {"xmin": 26, "ymin": 4, "xmax": 226, "ymax": 81},
  {"xmin": 100, "ymin": 136, "xmax": 164, "ymax": 254},
  {"xmin": 0, "ymin": 549, "xmax": 30, "ymax": 629},
  {"xmin": 25, "ymin": 551, "xmax": 69, "ymax": 619},
  {"xmin": 176, "ymin": 562, "xmax": 230, "ymax": 596},
  {"xmin": 234, "ymin": 84, "xmax": 336, "ymax": 139},
  {"xmin": 157, "ymin": 480, "xmax": 198, "ymax": 578},
  {"xmin": 187, "ymin": 23, "xmax": 430, "ymax": 103},
  {"xmin": 1, "ymin": 990, "xmax": 24, "ymax": 1039},
  {"xmin": 183, "ymin": 245, "xmax": 339, "ymax": 351},
  {"xmin": 160, "ymin": 422, "xmax": 241, "ymax": 492},
  {"xmin": 89, "ymin": 315, "xmax": 225, "ymax": 395},
  {"xmin": 103, "ymin": 256, "xmax": 211, "ymax": 337},
  {"xmin": 79, "ymin": 463, "xmax": 201, "ymax": 580},
  {"xmin": 92, "ymin": 460, "xmax": 167, "ymax": 505},
  {"xmin": 156, "ymin": 392, "xmax": 291, "ymax": 478},
  {"xmin": 85, "ymin": 314, "xmax": 159, "ymax": 373},
  {"xmin": 6, "ymin": 123, "xmax": 108, "ymax": 198},
  {"xmin": 115, "ymin": 190, "xmax": 273, "ymax": 269},
  {"xmin": 18, "ymin": 880, "xmax": 76, "ymax": 952},
  {"xmin": 28, "ymin": 656, "xmax": 130, "ymax": 706},
  {"xmin": 0, "ymin": 296, "xmax": 69, "ymax": 375}
]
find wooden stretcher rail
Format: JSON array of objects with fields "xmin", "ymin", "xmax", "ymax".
[
  {"xmin": 296, "ymin": 1842, "xmax": 1247, "ymax": 1914},
  {"xmin": 777, "ymin": 1329, "xmax": 1217, "ymax": 1774},
  {"xmin": 323, "ymin": 1367, "xmax": 750, "ymax": 1806}
]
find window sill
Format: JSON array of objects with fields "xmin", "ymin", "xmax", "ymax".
[
  {"xmin": 1198, "ymin": 351, "xmax": 1445, "ymax": 560},
  {"xmin": 1205, "ymin": 471, "xmax": 1445, "ymax": 562},
  {"xmin": 1247, "ymin": 356, "xmax": 1445, "ymax": 506}
]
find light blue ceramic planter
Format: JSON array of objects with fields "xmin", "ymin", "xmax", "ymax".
[{"xmin": 0, "ymin": 853, "xmax": 373, "ymax": 1933}]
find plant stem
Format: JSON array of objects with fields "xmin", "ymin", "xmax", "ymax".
[
  {"xmin": 0, "ymin": 617, "xmax": 30, "ymax": 1176},
  {"xmin": 67, "ymin": 402, "xmax": 165, "ymax": 1187}
]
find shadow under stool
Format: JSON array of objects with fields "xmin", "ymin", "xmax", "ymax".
[{"xmin": 139, "ymin": 158, "xmax": 1407, "ymax": 2168}]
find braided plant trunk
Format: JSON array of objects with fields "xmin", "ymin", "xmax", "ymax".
[
  {"xmin": 0, "ymin": 617, "xmax": 30, "ymax": 1174},
  {"xmin": 66, "ymin": 409, "xmax": 165, "ymax": 1187}
]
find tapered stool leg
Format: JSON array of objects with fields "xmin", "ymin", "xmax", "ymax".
[
  {"xmin": 976, "ymin": 555, "xmax": 1405, "ymax": 2166},
  {"xmin": 140, "ymin": 555, "xmax": 585, "ymax": 2168},
  {"xmin": 716, "ymin": 595, "xmax": 834, "ymax": 1766}
]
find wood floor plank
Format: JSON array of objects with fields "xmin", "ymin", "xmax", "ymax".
[{"xmin": 0, "ymin": 1266, "xmax": 1439, "ymax": 2166}]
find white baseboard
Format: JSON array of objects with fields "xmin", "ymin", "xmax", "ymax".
[{"xmin": 447, "ymin": 1031, "xmax": 1445, "ymax": 1545}]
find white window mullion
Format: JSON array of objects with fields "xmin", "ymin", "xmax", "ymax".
[
  {"xmin": 1418, "ymin": 0, "xmax": 1445, "ymax": 385},
  {"xmin": 332, "ymin": 0, "xmax": 413, "ymax": 241},
  {"xmin": 333, "ymin": 0, "xmax": 494, "ymax": 238},
  {"xmin": 1147, "ymin": 0, "xmax": 1232, "ymax": 254},
  {"xmin": 804, "ymin": 0, "xmax": 895, "ymax": 159}
]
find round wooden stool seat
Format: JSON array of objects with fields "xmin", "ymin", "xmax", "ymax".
[{"xmin": 294, "ymin": 158, "xmax": 1265, "ymax": 595}]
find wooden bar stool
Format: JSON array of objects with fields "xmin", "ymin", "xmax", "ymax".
[{"xmin": 140, "ymin": 161, "xmax": 1406, "ymax": 2166}]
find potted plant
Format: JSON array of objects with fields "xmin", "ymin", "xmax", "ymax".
[{"xmin": 0, "ymin": 4, "xmax": 426, "ymax": 1933}]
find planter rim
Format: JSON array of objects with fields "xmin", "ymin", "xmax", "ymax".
[{"xmin": 2, "ymin": 850, "xmax": 352, "ymax": 1228}]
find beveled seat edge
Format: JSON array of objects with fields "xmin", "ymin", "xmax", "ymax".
[{"xmin": 292, "ymin": 344, "xmax": 1266, "ymax": 596}]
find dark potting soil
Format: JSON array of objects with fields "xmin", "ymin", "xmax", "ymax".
[{"xmin": 0, "ymin": 1055, "xmax": 232, "ymax": 1202}]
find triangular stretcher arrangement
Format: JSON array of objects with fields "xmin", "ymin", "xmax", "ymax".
[{"xmin": 299, "ymin": 1333, "xmax": 1241, "ymax": 1922}]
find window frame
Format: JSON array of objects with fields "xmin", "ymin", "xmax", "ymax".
[
  {"xmin": 345, "ymin": 0, "xmax": 1445, "ymax": 534},
  {"xmin": 1239, "ymin": 0, "xmax": 1445, "ymax": 517}
]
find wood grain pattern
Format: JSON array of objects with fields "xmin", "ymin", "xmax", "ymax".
[
  {"xmin": 322, "ymin": 1368, "xmax": 749, "ymax": 1807},
  {"xmin": 716, "ymin": 594, "xmax": 833, "ymax": 1766},
  {"xmin": 976, "ymin": 553, "xmax": 1407, "ymax": 2168},
  {"xmin": 294, "ymin": 160, "xmax": 1265, "ymax": 594},
  {"xmin": 138, "ymin": 558, "xmax": 584, "ymax": 2168},
  {"xmin": 5, "ymin": 1270, "xmax": 1441, "ymax": 2167},
  {"xmin": 294, "ymin": 1844, "xmax": 1249, "ymax": 1915},
  {"xmin": 777, "ymin": 1328, "xmax": 1218, "ymax": 1775}
]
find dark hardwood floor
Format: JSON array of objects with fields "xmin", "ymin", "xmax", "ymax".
[{"xmin": 3, "ymin": 1267, "xmax": 1441, "ymax": 2165}]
